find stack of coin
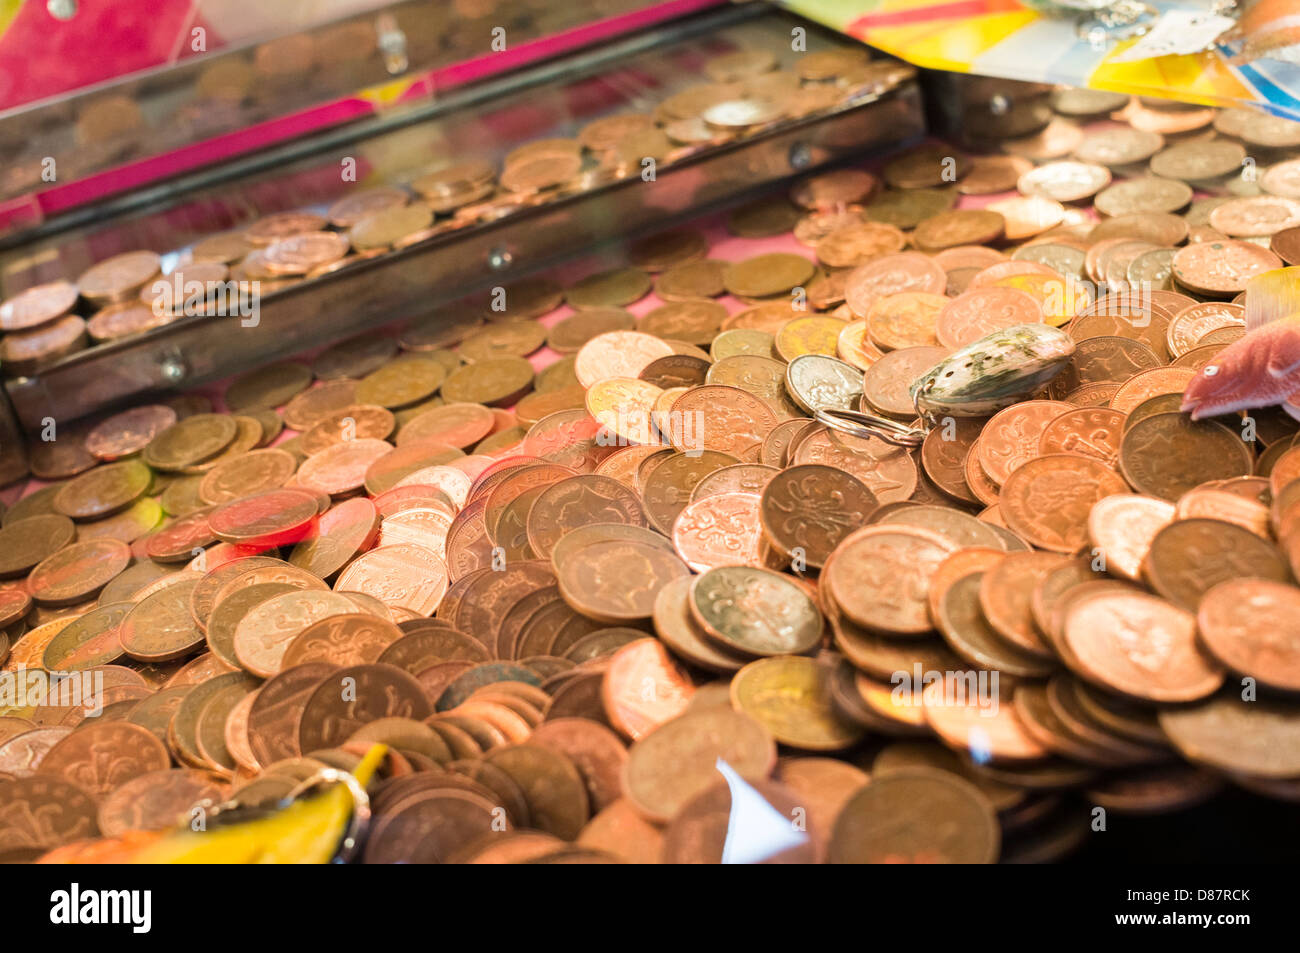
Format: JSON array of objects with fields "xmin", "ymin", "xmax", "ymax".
[
  {"xmin": 5, "ymin": 81, "xmax": 1300, "ymax": 864},
  {"xmin": 0, "ymin": 43, "xmax": 913, "ymax": 382}
]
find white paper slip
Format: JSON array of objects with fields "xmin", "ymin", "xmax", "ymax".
[{"xmin": 1109, "ymin": 9, "xmax": 1235, "ymax": 63}]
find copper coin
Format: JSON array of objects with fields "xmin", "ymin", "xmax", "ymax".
[
  {"xmin": 231, "ymin": 587, "xmax": 356, "ymax": 676},
  {"xmin": 601, "ymin": 637, "xmax": 694, "ymax": 740},
  {"xmin": 830, "ymin": 768, "xmax": 998, "ymax": 864},
  {"xmin": 861, "ymin": 346, "xmax": 947, "ymax": 418},
  {"xmin": 41, "ymin": 602, "xmax": 131, "ymax": 671},
  {"xmin": 0, "ymin": 776, "xmax": 99, "ymax": 850},
  {"xmin": 186, "ymin": 554, "xmax": 286, "ymax": 629},
  {"xmin": 1158, "ymin": 694, "xmax": 1300, "ymax": 779},
  {"xmin": 977, "ymin": 400, "xmax": 1074, "ymax": 487},
  {"xmin": 525, "ymin": 474, "xmax": 647, "ymax": 558},
  {"xmin": 297, "ymin": 439, "xmax": 393, "ymax": 496},
  {"xmin": 935, "ymin": 287, "xmax": 1041, "ymax": 350},
  {"xmin": 978, "ymin": 551, "xmax": 1072, "ymax": 658},
  {"xmin": 245, "ymin": 662, "xmax": 336, "ymax": 764},
  {"xmin": 0, "ymin": 313, "xmax": 87, "ymax": 373},
  {"xmin": 935, "ymin": 573, "xmax": 1054, "ymax": 677},
  {"xmin": 759, "ymin": 464, "xmax": 877, "ymax": 569},
  {"xmin": 365, "ymin": 440, "xmax": 464, "ymax": 496},
  {"xmin": 441, "ymin": 357, "xmax": 535, "ymax": 406},
  {"xmin": 53, "ymin": 459, "xmax": 152, "ymax": 521},
  {"xmin": 28, "ymin": 539, "xmax": 131, "ymax": 606},
  {"xmin": 1086, "ymin": 494, "xmax": 1174, "ymax": 581},
  {"xmin": 204, "ymin": 581, "xmax": 299, "ymax": 669},
  {"xmin": 1037, "ymin": 407, "xmax": 1125, "ymax": 464},
  {"xmin": 1063, "ymin": 588, "xmax": 1222, "ymax": 702},
  {"xmin": 920, "ymin": 675, "xmax": 1046, "ymax": 763},
  {"xmin": 97, "ymin": 768, "xmax": 226, "ymax": 836},
  {"xmin": 845, "ymin": 252, "xmax": 946, "ymax": 318},
  {"xmin": 208, "ymin": 488, "xmax": 318, "ymax": 548},
  {"xmin": 0, "ymin": 280, "xmax": 78, "ymax": 332},
  {"xmin": 651, "ymin": 576, "xmax": 748, "ymax": 674},
  {"xmin": 557, "ymin": 535, "xmax": 689, "ymax": 624},
  {"xmin": 671, "ymin": 492, "xmax": 765, "ymax": 572},
  {"xmin": 297, "ymin": 663, "xmax": 431, "ymax": 752},
  {"xmin": 1170, "ymin": 240, "xmax": 1282, "ymax": 296},
  {"xmin": 377, "ymin": 626, "xmax": 489, "ymax": 673},
  {"xmin": 999, "ymin": 454, "xmax": 1127, "ymax": 553},
  {"xmin": 622, "ymin": 706, "xmax": 773, "ymax": 823},
  {"xmin": 690, "ymin": 566, "xmax": 822, "ymax": 657},
  {"xmin": 1143, "ymin": 518, "xmax": 1290, "ymax": 611},
  {"xmin": 37, "ymin": 721, "xmax": 169, "ymax": 797},
  {"xmin": 143, "ymin": 414, "xmax": 239, "ymax": 472},
  {"xmin": 82, "ymin": 405, "xmax": 178, "ymax": 462},
  {"xmin": 118, "ymin": 576, "xmax": 205, "ymax": 661},
  {"xmin": 78, "ymin": 250, "xmax": 162, "ymax": 302},
  {"xmin": 825, "ymin": 525, "xmax": 955, "ymax": 635},
  {"xmin": 1119, "ymin": 413, "xmax": 1253, "ymax": 501},
  {"xmin": 299, "ymin": 405, "xmax": 395, "ymax": 457},
  {"xmin": 919, "ymin": 419, "xmax": 984, "ymax": 507},
  {"xmin": 281, "ymin": 613, "xmax": 404, "ymax": 670},
  {"xmin": 1196, "ymin": 579, "xmax": 1300, "ymax": 692},
  {"xmin": 661, "ymin": 776, "xmax": 816, "ymax": 863},
  {"xmin": 397, "ymin": 403, "xmax": 496, "ymax": 451},
  {"xmin": 285, "ymin": 497, "xmax": 379, "ymax": 580},
  {"xmin": 0, "ymin": 514, "xmax": 76, "ymax": 577},
  {"xmin": 334, "ymin": 543, "xmax": 449, "ymax": 616},
  {"xmin": 641, "ymin": 451, "xmax": 738, "ymax": 534}
]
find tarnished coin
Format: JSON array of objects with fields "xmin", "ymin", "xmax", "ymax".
[
  {"xmin": 84, "ymin": 405, "xmax": 178, "ymax": 461},
  {"xmin": 1159, "ymin": 693, "xmax": 1300, "ymax": 780},
  {"xmin": 732, "ymin": 655, "xmax": 862, "ymax": 751},
  {"xmin": 28, "ymin": 539, "xmax": 131, "ymax": 606},
  {"xmin": 759, "ymin": 464, "xmax": 876, "ymax": 568},
  {"xmin": 1119, "ymin": 413, "xmax": 1253, "ymax": 501},
  {"xmin": 42, "ymin": 602, "xmax": 131, "ymax": 671},
  {"xmin": 143, "ymin": 414, "xmax": 238, "ymax": 472},
  {"xmin": 830, "ymin": 768, "xmax": 998, "ymax": 864},
  {"xmin": 118, "ymin": 577, "xmax": 205, "ymax": 662},
  {"xmin": 525, "ymin": 474, "xmax": 647, "ymax": 558},
  {"xmin": 297, "ymin": 663, "xmax": 431, "ymax": 752},
  {"xmin": 623, "ymin": 707, "xmax": 774, "ymax": 823},
  {"xmin": 52, "ymin": 459, "xmax": 152, "ymax": 521},
  {"xmin": 1143, "ymin": 518, "xmax": 1290, "ymax": 611},
  {"xmin": 689, "ymin": 566, "xmax": 821, "ymax": 657},
  {"xmin": 0, "ymin": 514, "xmax": 76, "ymax": 577}
]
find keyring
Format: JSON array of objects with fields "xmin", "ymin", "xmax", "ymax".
[
  {"xmin": 814, "ymin": 407, "xmax": 927, "ymax": 448},
  {"xmin": 285, "ymin": 767, "xmax": 372, "ymax": 864}
]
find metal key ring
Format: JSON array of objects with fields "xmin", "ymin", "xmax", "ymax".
[
  {"xmin": 814, "ymin": 407, "xmax": 927, "ymax": 448},
  {"xmin": 285, "ymin": 767, "xmax": 372, "ymax": 864}
]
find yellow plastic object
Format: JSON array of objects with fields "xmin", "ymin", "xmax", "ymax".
[{"xmin": 40, "ymin": 745, "xmax": 387, "ymax": 865}]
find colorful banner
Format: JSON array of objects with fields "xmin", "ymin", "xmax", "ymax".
[{"xmin": 780, "ymin": 0, "xmax": 1300, "ymax": 121}]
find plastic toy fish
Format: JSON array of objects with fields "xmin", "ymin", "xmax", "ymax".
[
  {"xmin": 1181, "ymin": 267, "xmax": 1300, "ymax": 420},
  {"xmin": 910, "ymin": 323, "xmax": 1075, "ymax": 418},
  {"xmin": 37, "ymin": 745, "xmax": 385, "ymax": 864}
]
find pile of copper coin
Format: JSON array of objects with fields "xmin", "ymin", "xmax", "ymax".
[
  {"xmin": 2, "ymin": 78, "xmax": 1300, "ymax": 865},
  {"xmin": 0, "ymin": 44, "xmax": 911, "ymax": 377}
]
